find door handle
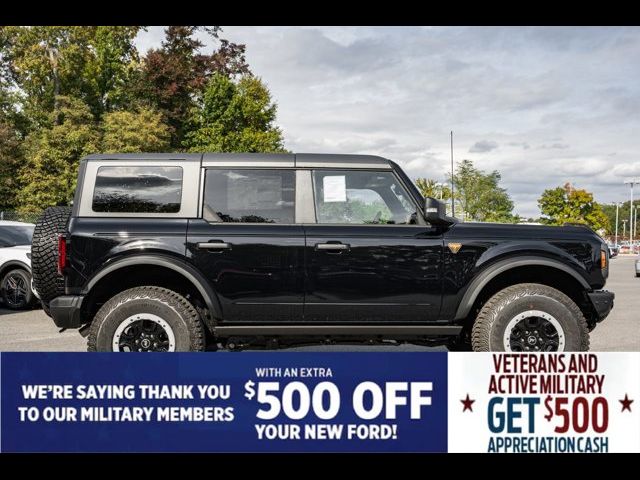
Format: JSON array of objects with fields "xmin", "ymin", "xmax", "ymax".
[
  {"xmin": 197, "ymin": 242, "xmax": 231, "ymax": 250},
  {"xmin": 315, "ymin": 243, "xmax": 350, "ymax": 252}
]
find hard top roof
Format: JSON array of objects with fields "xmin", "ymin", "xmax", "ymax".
[{"xmin": 82, "ymin": 153, "xmax": 393, "ymax": 169}]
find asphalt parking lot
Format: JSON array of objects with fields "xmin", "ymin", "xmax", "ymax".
[{"xmin": 1, "ymin": 256, "xmax": 638, "ymax": 352}]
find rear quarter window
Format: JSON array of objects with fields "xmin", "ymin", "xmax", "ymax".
[{"xmin": 92, "ymin": 166, "xmax": 183, "ymax": 213}]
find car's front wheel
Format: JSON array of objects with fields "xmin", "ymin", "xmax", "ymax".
[
  {"xmin": 1, "ymin": 268, "xmax": 34, "ymax": 310},
  {"xmin": 87, "ymin": 287, "xmax": 205, "ymax": 352},
  {"xmin": 471, "ymin": 283, "xmax": 589, "ymax": 352}
]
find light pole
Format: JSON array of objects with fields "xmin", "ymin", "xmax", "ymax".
[
  {"xmin": 623, "ymin": 219, "xmax": 628, "ymax": 241},
  {"xmin": 633, "ymin": 207, "xmax": 638, "ymax": 252},
  {"xmin": 450, "ymin": 131, "xmax": 455, "ymax": 217},
  {"xmin": 624, "ymin": 179, "xmax": 638, "ymax": 249},
  {"xmin": 614, "ymin": 202, "xmax": 620, "ymax": 246}
]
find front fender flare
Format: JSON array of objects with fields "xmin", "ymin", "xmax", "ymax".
[
  {"xmin": 82, "ymin": 254, "xmax": 223, "ymax": 320},
  {"xmin": 454, "ymin": 256, "xmax": 591, "ymax": 320}
]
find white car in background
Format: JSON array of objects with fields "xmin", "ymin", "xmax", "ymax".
[{"xmin": 0, "ymin": 221, "xmax": 36, "ymax": 309}]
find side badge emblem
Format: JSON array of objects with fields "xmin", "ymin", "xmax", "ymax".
[{"xmin": 448, "ymin": 242, "xmax": 462, "ymax": 254}]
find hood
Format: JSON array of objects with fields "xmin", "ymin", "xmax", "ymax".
[
  {"xmin": 1, "ymin": 245, "xmax": 32, "ymax": 264},
  {"xmin": 7, "ymin": 244, "xmax": 31, "ymax": 251},
  {"xmin": 447, "ymin": 222, "xmax": 603, "ymax": 242}
]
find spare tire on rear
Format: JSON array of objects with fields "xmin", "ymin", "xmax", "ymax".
[{"xmin": 31, "ymin": 206, "xmax": 72, "ymax": 314}]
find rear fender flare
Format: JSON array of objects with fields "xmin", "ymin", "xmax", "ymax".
[{"xmin": 82, "ymin": 255, "xmax": 223, "ymax": 320}]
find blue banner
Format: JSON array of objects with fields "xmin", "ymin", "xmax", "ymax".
[{"xmin": 0, "ymin": 352, "xmax": 447, "ymax": 453}]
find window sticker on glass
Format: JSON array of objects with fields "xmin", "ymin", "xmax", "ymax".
[{"xmin": 323, "ymin": 175, "xmax": 346, "ymax": 202}]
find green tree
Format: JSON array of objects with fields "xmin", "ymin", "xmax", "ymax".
[
  {"xmin": 1, "ymin": 26, "xmax": 278, "ymax": 212},
  {"xmin": 601, "ymin": 201, "xmax": 640, "ymax": 237},
  {"xmin": 102, "ymin": 108, "xmax": 170, "ymax": 153},
  {"xmin": 1, "ymin": 26, "xmax": 89, "ymax": 125},
  {"xmin": 132, "ymin": 26, "xmax": 249, "ymax": 148},
  {"xmin": 0, "ymin": 26, "xmax": 142, "ymax": 125},
  {"xmin": 83, "ymin": 26, "xmax": 141, "ymax": 115},
  {"xmin": 0, "ymin": 121, "xmax": 23, "ymax": 210},
  {"xmin": 183, "ymin": 74, "xmax": 285, "ymax": 153},
  {"xmin": 415, "ymin": 178, "xmax": 452, "ymax": 201},
  {"xmin": 538, "ymin": 182, "xmax": 609, "ymax": 231},
  {"xmin": 18, "ymin": 96, "xmax": 100, "ymax": 211},
  {"xmin": 454, "ymin": 159, "xmax": 516, "ymax": 223},
  {"xmin": 317, "ymin": 200, "xmax": 394, "ymax": 224}
]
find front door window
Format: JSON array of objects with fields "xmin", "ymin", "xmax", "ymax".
[{"xmin": 312, "ymin": 170, "xmax": 417, "ymax": 225}]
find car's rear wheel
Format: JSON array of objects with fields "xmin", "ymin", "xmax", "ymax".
[
  {"xmin": 471, "ymin": 283, "xmax": 589, "ymax": 352},
  {"xmin": 87, "ymin": 286, "xmax": 205, "ymax": 352},
  {"xmin": 1, "ymin": 269, "xmax": 33, "ymax": 310}
]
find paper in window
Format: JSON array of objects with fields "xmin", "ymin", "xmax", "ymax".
[{"xmin": 323, "ymin": 175, "xmax": 346, "ymax": 203}]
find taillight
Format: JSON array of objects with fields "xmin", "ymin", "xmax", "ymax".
[{"xmin": 57, "ymin": 235, "xmax": 67, "ymax": 275}]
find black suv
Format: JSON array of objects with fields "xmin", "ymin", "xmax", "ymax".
[{"xmin": 31, "ymin": 153, "xmax": 614, "ymax": 352}]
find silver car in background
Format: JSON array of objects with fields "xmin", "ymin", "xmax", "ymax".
[{"xmin": 636, "ymin": 255, "xmax": 640, "ymax": 277}]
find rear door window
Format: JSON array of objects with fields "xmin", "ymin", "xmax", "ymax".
[{"xmin": 203, "ymin": 169, "xmax": 295, "ymax": 223}]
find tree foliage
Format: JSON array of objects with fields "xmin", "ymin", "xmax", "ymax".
[
  {"xmin": 0, "ymin": 26, "xmax": 283, "ymax": 212},
  {"xmin": 183, "ymin": 74, "xmax": 285, "ymax": 153},
  {"xmin": 18, "ymin": 97, "xmax": 101, "ymax": 212},
  {"xmin": 538, "ymin": 182, "xmax": 609, "ymax": 231},
  {"xmin": 414, "ymin": 161, "xmax": 516, "ymax": 223},
  {"xmin": 0, "ymin": 121, "xmax": 22, "ymax": 209},
  {"xmin": 601, "ymin": 201, "xmax": 640, "ymax": 236},
  {"xmin": 454, "ymin": 159, "xmax": 516, "ymax": 223},
  {"xmin": 415, "ymin": 178, "xmax": 452, "ymax": 201},
  {"xmin": 86, "ymin": 26, "xmax": 141, "ymax": 114},
  {"xmin": 131, "ymin": 26, "xmax": 250, "ymax": 148},
  {"xmin": 0, "ymin": 26, "xmax": 141, "ymax": 124},
  {"xmin": 102, "ymin": 108, "xmax": 170, "ymax": 153},
  {"xmin": 317, "ymin": 200, "xmax": 393, "ymax": 225}
]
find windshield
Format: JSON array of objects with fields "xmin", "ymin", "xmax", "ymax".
[{"xmin": 0, "ymin": 225, "xmax": 34, "ymax": 247}]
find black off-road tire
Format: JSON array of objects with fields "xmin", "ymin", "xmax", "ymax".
[
  {"xmin": 31, "ymin": 206, "xmax": 71, "ymax": 312},
  {"xmin": 471, "ymin": 283, "xmax": 589, "ymax": 352},
  {"xmin": 87, "ymin": 286, "xmax": 205, "ymax": 352}
]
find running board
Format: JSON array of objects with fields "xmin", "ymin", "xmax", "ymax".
[{"xmin": 213, "ymin": 325, "xmax": 462, "ymax": 337}]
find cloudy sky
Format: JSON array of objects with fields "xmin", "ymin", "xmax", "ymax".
[{"xmin": 136, "ymin": 26, "xmax": 640, "ymax": 217}]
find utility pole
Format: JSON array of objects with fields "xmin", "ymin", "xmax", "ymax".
[
  {"xmin": 450, "ymin": 131, "xmax": 455, "ymax": 217},
  {"xmin": 625, "ymin": 180, "xmax": 638, "ymax": 249},
  {"xmin": 633, "ymin": 207, "xmax": 638, "ymax": 251},
  {"xmin": 614, "ymin": 202, "xmax": 620, "ymax": 246}
]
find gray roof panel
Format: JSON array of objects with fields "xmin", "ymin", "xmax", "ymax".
[
  {"xmin": 83, "ymin": 152, "xmax": 394, "ymax": 169},
  {"xmin": 83, "ymin": 153, "xmax": 203, "ymax": 162},
  {"xmin": 295, "ymin": 153, "xmax": 392, "ymax": 169},
  {"xmin": 202, "ymin": 152, "xmax": 294, "ymax": 168}
]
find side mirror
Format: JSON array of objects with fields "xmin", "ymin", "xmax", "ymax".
[{"xmin": 423, "ymin": 197, "xmax": 455, "ymax": 226}]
